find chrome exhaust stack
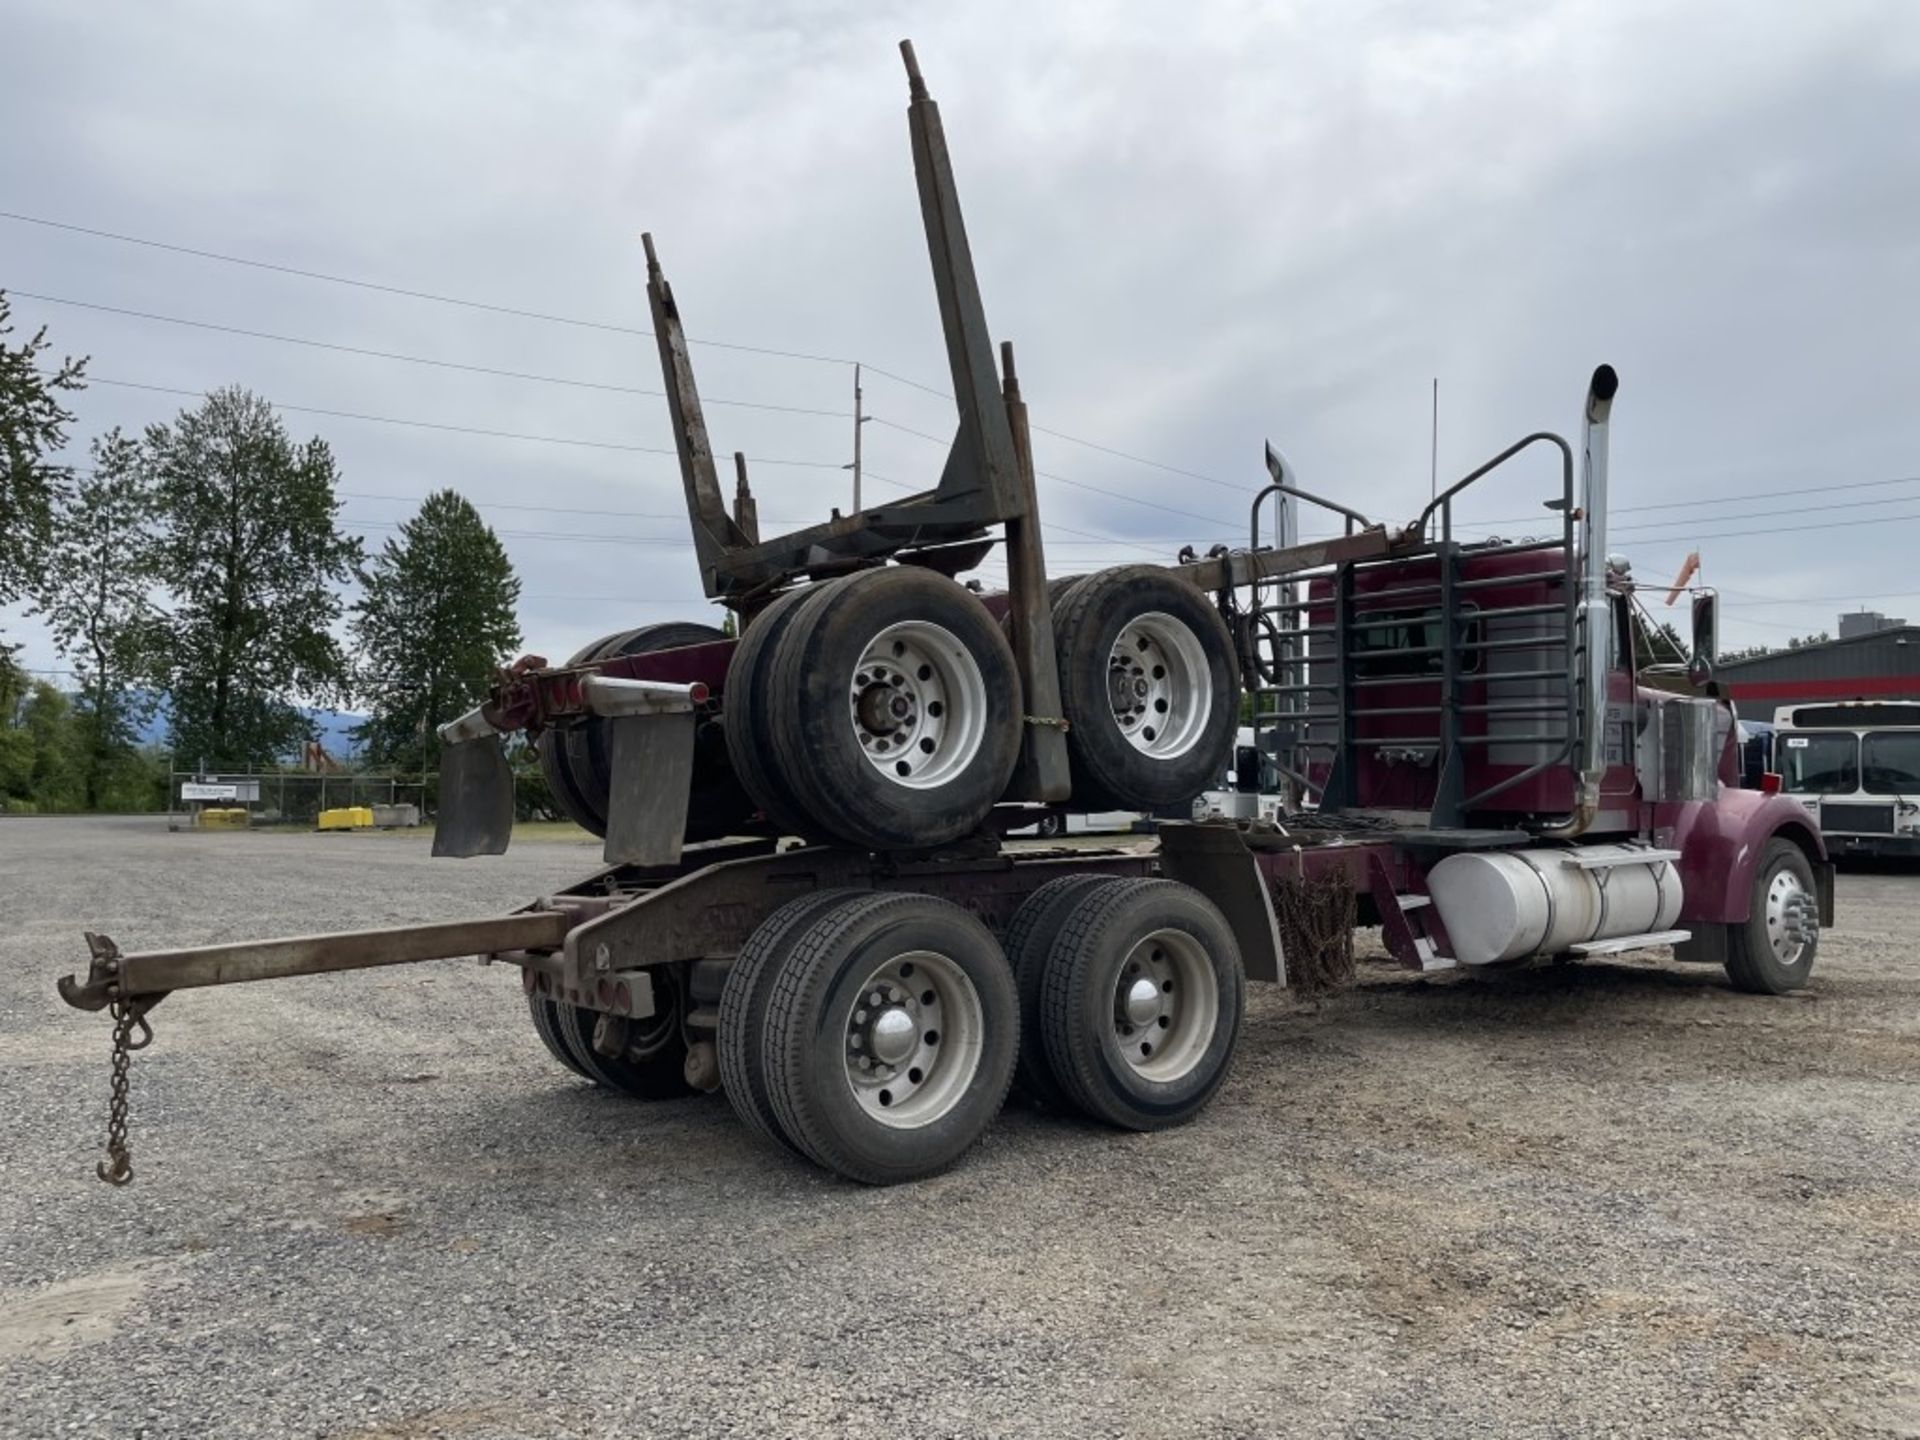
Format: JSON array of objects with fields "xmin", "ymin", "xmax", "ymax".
[{"xmin": 1569, "ymin": 364, "xmax": 1619, "ymax": 836}]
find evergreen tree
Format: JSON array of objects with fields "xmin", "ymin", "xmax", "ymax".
[
  {"xmin": 351, "ymin": 490, "xmax": 521, "ymax": 772},
  {"xmin": 32, "ymin": 429, "xmax": 163, "ymax": 807},
  {"xmin": 0, "ymin": 290, "xmax": 88, "ymax": 614},
  {"xmin": 146, "ymin": 387, "xmax": 361, "ymax": 766}
]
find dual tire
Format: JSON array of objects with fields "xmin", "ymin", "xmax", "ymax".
[
  {"xmin": 539, "ymin": 622, "xmax": 752, "ymax": 842},
  {"xmin": 726, "ymin": 568, "xmax": 1024, "ymax": 850},
  {"xmin": 719, "ymin": 890, "xmax": 1018, "ymax": 1184},
  {"xmin": 715, "ymin": 876, "xmax": 1244, "ymax": 1182},
  {"xmin": 1005, "ymin": 876, "xmax": 1245, "ymax": 1129},
  {"xmin": 525, "ymin": 975, "xmax": 697, "ymax": 1100}
]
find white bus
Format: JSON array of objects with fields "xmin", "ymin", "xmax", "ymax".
[{"xmin": 1772, "ymin": 702, "xmax": 1920, "ymax": 858}]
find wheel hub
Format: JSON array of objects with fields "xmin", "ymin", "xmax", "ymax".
[
  {"xmin": 1122, "ymin": 976, "xmax": 1163, "ymax": 1026},
  {"xmin": 868, "ymin": 1004, "xmax": 918, "ymax": 1064},
  {"xmin": 847, "ymin": 621, "xmax": 988, "ymax": 790},
  {"xmin": 1765, "ymin": 870, "xmax": 1817, "ymax": 964},
  {"xmin": 1105, "ymin": 612, "xmax": 1214, "ymax": 759},
  {"xmin": 843, "ymin": 950, "xmax": 983, "ymax": 1129},
  {"xmin": 1109, "ymin": 929, "xmax": 1221, "ymax": 1082}
]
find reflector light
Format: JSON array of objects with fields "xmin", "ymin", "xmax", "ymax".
[{"xmin": 1760, "ymin": 772, "xmax": 1782, "ymax": 795}]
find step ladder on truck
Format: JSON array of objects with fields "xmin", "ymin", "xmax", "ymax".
[{"xmin": 58, "ymin": 43, "xmax": 1834, "ymax": 1188}]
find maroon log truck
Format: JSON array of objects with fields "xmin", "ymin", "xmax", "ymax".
[{"xmin": 59, "ymin": 44, "xmax": 1831, "ymax": 1188}]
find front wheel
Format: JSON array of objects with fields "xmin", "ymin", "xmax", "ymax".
[{"xmin": 1724, "ymin": 838, "xmax": 1820, "ymax": 994}]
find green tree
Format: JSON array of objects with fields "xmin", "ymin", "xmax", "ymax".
[
  {"xmin": 146, "ymin": 387, "xmax": 362, "ymax": 766},
  {"xmin": 32, "ymin": 428, "xmax": 163, "ymax": 807},
  {"xmin": 0, "ymin": 291, "xmax": 88, "ymax": 614},
  {"xmin": 351, "ymin": 490, "xmax": 520, "ymax": 772}
]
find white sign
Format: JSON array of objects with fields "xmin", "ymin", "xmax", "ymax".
[
  {"xmin": 1785, "ymin": 737, "xmax": 1809, "ymax": 749},
  {"xmin": 181, "ymin": 781, "xmax": 261, "ymax": 802}
]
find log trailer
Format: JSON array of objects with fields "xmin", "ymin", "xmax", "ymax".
[{"xmin": 58, "ymin": 45, "xmax": 1834, "ymax": 1188}]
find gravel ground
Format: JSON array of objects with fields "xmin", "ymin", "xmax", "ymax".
[{"xmin": 2, "ymin": 816, "xmax": 1917, "ymax": 1439}]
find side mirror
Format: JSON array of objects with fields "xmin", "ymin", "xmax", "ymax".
[{"xmin": 1688, "ymin": 590, "xmax": 1718, "ymax": 687}]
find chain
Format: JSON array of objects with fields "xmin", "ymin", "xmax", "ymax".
[{"xmin": 96, "ymin": 996, "xmax": 147, "ymax": 1186}]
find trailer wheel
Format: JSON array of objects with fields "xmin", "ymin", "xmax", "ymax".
[
  {"xmin": 766, "ymin": 567, "xmax": 1022, "ymax": 851},
  {"xmin": 1724, "ymin": 838, "xmax": 1821, "ymax": 994},
  {"xmin": 1001, "ymin": 874, "xmax": 1125, "ymax": 1109},
  {"xmin": 724, "ymin": 584, "xmax": 843, "ymax": 839},
  {"xmin": 762, "ymin": 891, "xmax": 1018, "ymax": 1184},
  {"xmin": 527, "ymin": 990, "xmax": 594, "ymax": 1081},
  {"xmin": 718, "ymin": 888, "xmax": 868, "ymax": 1152},
  {"xmin": 564, "ymin": 621, "xmax": 752, "ymax": 842},
  {"xmin": 1052, "ymin": 566, "xmax": 1237, "ymax": 812},
  {"xmin": 1039, "ymin": 878, "xmax": 1244, "ymax": 1130},
  {"xmin": 554, "ymin": 977, "xmax": 695, "ymax": 1100}
]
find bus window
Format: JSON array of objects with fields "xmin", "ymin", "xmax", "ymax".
[
  {"xmin": 1776, "ymin": 732, "xmax": 1858, "ymax": 794},
  {"xmin": 1862, "ymin": 732, "xmax": 1920, "ymax": 792}
]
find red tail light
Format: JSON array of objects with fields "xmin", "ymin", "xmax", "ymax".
[{"xmin": 1760, "ymin": 772, "xmax": 1782, "ymax": 795}]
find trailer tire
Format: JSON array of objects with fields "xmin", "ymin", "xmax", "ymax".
[
  {"xmin": 527, "ymin": 990, "xmax": 594, "ymax": 1081},
  {"xmin": 566, "ymin": 622, "xmax": 751, "ymax": 842},
  {"xmin": 537, "ymin": 630, "xmax": 623, "ymax": 833},
  {"xmin": 1052, "ymin": 566, "xmax": 1238, "ymax": 812},
  {"xmin": 766, "ymin": 567, "xmax": 1022, "ymax": 850},
  {"xmin": 724, "ymin": 584, "xmax": 840, "ymax": 839},
  {"xmin": 1039, "ymin": 878, "xmax": 1244, "ymax": 1131},
  {"xmin": 718, "ymin": 888, "xmax": 868, "ymax": 1153},
  {"xmin": 1001, "ymin": 874, "xmax": 1125, "ymax": 1109},
  {"xmin": 1724, "ymin": 837, "xmax": 1821, "ymax": 994},
  {"xmin": 554, "ymin": 981, "xmax": 695, "ymax": 1101},
  {"xmin": 762, "ymin": 891, "xmax": 1018, "ymax": 1184}
]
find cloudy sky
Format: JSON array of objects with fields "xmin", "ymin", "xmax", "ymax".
[{"xmin": 3, "ymin": 0, "xmax": 1917, "ymax": 690}]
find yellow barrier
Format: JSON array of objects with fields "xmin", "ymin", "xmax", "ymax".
[
  {"xmin": 317, "ymin": 806, "xmax": 375, "ymax": 831},
  {"xmin": 197, "ymin": 807, "xmax": 250, "ymax": 830}
]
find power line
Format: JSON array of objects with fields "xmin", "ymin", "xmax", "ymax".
[
  {"xmin": 0, "ymin": 210, "xmax": 851, "ymax": 367},
  {"xmin": 82, "ymin": 375, "xmax": 846, "ymax": 468},
  {"xmin": 2, "ymin": 208, "xmax": 1242, "ymax": 494},
  {"xmin": 17, "ymin": 287, "xmax": 1248, "ymax": 530},
  {"xmin": 8, "ymin": 290, "xmax": 851, "ymax": 419},
  {"xmin": 1457, "ymin": 473, "xmax": 1920, "ymax": 530}
]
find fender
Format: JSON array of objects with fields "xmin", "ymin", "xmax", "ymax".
[{"xmin": 1661, "ymin": 787, "xmax": 1832, "ymax": 925}]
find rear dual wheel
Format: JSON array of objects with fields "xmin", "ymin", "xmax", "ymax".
[
  {"xmin": 1022, "ymin": 878, "xmax": 1245, "ymax": 1130},
  {"xmin": 719, "ymin": 890, "xmax": 1018, "ymax": 1184},
  {"xmin": 525, "ymin": 976, "xmax": 696, "ymax": 1101}
]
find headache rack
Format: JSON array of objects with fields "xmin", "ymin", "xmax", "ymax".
[{"xmin": 1239, "ymin": 374, "xmax": 1617, "ymax": 834}]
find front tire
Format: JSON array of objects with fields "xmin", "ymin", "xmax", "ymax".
[
  {"xmin": 554, "ymin": 978, "xmax": 696, "ymax": 1100},
  {"xmin": 1725, "ymin": 838, "xmax": 1820, "ymax": 994}
]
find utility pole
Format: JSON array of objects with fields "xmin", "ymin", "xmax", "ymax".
[
  {"xmin": 852, "ymin": 364, "xmax": 865, "ymax": 512},
  {"xmin": 1430, "ymin": 377, "xmax": 1439, "ymax": 502}
]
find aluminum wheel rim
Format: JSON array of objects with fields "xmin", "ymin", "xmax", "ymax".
[
  {"xmin": 1107, "ymin": 611, "xmax": 1212, "ymax": 759},
  {"xmin": 1111, "ymin": 928, "xmax": 1218, "ymax": 1082},
  {"xmin": 847, "ymin": 620, "xmax": 988, "ymax": 790},
  {"xmin": 843, "ymin": 950, "xmax": 984, "ymax": 1128},
  {"xmin": 1765, "ymin": 867, "xmax": 1816, "ymax": 967}
]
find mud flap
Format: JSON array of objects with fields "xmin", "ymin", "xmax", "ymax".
[
  {"xmin": 1156, "ymin": 822, "xmax": 1285, "ymax": 984},
  {"xmin": 432, "ymin": 735, "xmax": 515, "ymax": 857},
  {"xmin": 602, "ymin": 710, "xmax": 695, "ymax": 868}
]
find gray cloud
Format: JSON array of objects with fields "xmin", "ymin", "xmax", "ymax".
[{"xmin": 4, "ymin": 0, "xmax": 1917, "ymax": 685}]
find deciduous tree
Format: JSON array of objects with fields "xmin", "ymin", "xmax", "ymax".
[
  {"xmin": 146, "ymin": 387, "xmax": 361, "ymax": 766},
  {"xmin": 351, "ymin": 490, "xmax": 521, "ymax": 772},
  {"xmin": 0, "ymin": 290, "xmax": 87, "ymax": 614}
]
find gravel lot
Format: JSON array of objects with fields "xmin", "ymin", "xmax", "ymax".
[{"xmin": 2, "ymin": 816, "xmax": 1916, "ymax": 1439}]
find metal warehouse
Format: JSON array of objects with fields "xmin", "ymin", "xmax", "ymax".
[{"xmin": 1720, "ymin": 626, "xmax": 1920, "ymax": 719}]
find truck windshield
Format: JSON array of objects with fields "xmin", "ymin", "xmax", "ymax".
[
  {"xmin": 1862, "ymin": 731, "xmax": 1920, "ymax": 792},
  {"xmin": 1776, "ymin": 732, "xmax": 1858, "ymax": 794}
]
